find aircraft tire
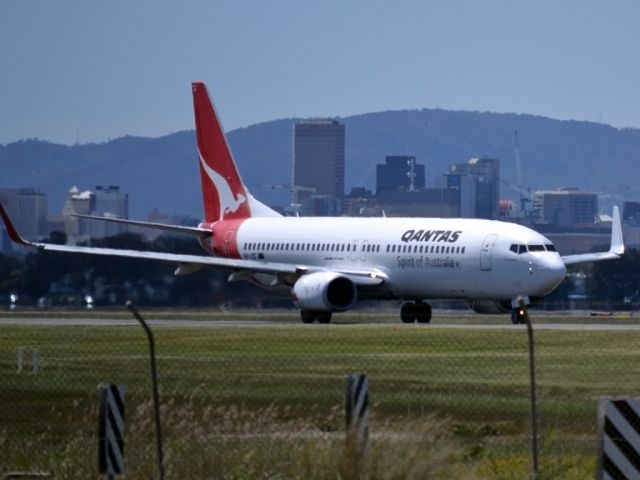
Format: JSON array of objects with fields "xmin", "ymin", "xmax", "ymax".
[
  {"xmin": 400, "ymin": 302, "xmax": 417, "ymax": 323},
  {"xmin": 416, "ymin": 302, "xmax": 432, "ymax": 324},
  {"xmin": 317, "ymin": 312, "xmax": 332, "ymax": 324},
  {"xmin": 301, "ymin": 310, "xmax": 316, "ymax": 324},
  {"xmin": 511, "ymin": 308, "xmax": 526, "ymax": 325}
]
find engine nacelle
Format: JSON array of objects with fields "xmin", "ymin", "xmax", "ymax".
[
  {"xmin": 292, "ymin": 272, "xmax": 357, "ymax": 312},
  {"xmin": 468, "ymin": 300, "xmax": 513, "ymax": 314}
]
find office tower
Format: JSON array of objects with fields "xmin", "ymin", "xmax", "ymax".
[
  {"xmin": 376, "ymin": 156, "xmax": 425, "ymax": 194},
  {"xmin": 0, "ymin": 187, "xmax": 48, "ymax": 241},
  {"xmin": 292, "ymin": 119, "xmax": 345, "ymax": 214},
  {"xmin": 533, "ymin": 188, "xmax": 597, "ymax": 227},
  {"xmin": 446, "ymin": 157, "xmax": 500, "ymax": 219}
]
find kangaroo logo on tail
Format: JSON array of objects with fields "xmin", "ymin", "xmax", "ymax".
[
  {"xmin": 199, "ymin": 152, "xmax": 247, "ymax": 217},
  {"xmin": 192, "ymin": 81, "xmax": 281, "ymax": 222}
]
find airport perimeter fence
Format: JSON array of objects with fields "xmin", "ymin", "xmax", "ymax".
[{"xmin": 2, "ymin": 309, "xmax": 640, "ymax": 479}]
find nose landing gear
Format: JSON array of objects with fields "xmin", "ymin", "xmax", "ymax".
[{"xmin": 511, "ymin": 307, "xmax": 527, "ymax": 325}]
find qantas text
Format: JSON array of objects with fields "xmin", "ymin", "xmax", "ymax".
[{"xmin": 401, "ymin": 229, "xmax": 462, "ymax": 243}]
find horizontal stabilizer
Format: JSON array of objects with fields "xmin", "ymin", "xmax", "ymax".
[{"xmin": 72, "ymin": 214, "xmax": 212, "ymax": 238}]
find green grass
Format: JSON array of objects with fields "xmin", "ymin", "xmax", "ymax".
[{"xmin": 1, "ymin": 317, "xmax": 639, "ymax": 478}]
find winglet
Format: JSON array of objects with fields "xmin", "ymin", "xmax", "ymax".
[
  {"xmin": 610, "ymin": 205, "xmax": 624, "ymax": 255},
  {"xmin": 0, "ymin": 202, "xmax": 30, "ymax": 246}
]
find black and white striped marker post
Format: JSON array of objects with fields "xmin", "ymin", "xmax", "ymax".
[
  {"xmin": 98, "ymin": 384, "xmax": 125, "ymax": 478},
  {"xmin": 598, "ymin": 399, "xmax": 640, "ymax": 480},
  {"xmin": 345, "ymin": 374, "xmax": 369, "ymax": 456}
]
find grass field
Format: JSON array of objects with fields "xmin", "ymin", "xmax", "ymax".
[{"xmin": 2, "ymin": 311, "xmax": 640, "ymax": 478}]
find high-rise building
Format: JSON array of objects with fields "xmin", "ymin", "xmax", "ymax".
[
  {"xmin": 91, "ymin": 186, "xmax": 129, "ymax": 237},
  {"xmin": 376, "ymin": 156, "xmax": 425, "ymax": 194},
  {"xmin": 533, "ymin": 188, "xmax": 597, "ymax": 227},
  {"xmin": 62, "ymin": 185, "xmax": 129, "ymax": 242},
  {"xmin": 0, "ymin": 187, "xmax": 48, "ymax": 242},
  {"xmin": 62, "ymin": 186, "xmax": 95, "ymax": 240},
  {"xmin": 623, "ymin": 202, "xmax": 640, "ymax": 225},
  {"xmin": 292, "ymin": 119, "xmax": 345, "ymax": 214},
  {"xmin": 445, "ymin": 157, "xmax": 500, "ymax": 219}
]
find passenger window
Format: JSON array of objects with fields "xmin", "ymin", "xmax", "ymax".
[{"xmin": 461, "ymin": 246, "xmax": 466, "ymax": 254}]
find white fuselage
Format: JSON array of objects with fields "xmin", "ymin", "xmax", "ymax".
[{"xmin": 231, "ymin": 216, "xmax": 567, "ymax": 302}]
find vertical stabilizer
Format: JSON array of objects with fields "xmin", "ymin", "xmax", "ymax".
[{"xmin": 192, "ymin": 82, "xmax": 280, "ymax": 222}]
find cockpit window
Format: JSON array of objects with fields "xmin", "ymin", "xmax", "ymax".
[
  {"xmin": 509, "ymin": 244, "xmax": 527, "ymax": 254},
  {"xmin": 528, "ymin": 244, "xmax": 545, "ymax": 252},
  {"xmin": 545, "ymin": 244, "xmax": 557, "ymax": 252}
]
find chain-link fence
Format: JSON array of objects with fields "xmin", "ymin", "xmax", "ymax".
[{"xmin": 2, "ymin": 309, "xmax": 640, "ymax": 479}]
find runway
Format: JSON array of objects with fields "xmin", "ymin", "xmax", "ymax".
[{"xmin": 2, "ymin": 316, "xmax": 640, "ymax": 330}]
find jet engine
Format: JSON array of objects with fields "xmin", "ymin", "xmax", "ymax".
[
  {"xmin": 467, "ymin": 300, "xmax": 513, "ymax": 314},
  {"xmin": 292, "ymin": 272, "xmax": 357, "ymax": 312}
]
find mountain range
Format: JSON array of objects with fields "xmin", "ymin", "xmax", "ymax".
[{"xmin": 2, "ymin": 108, "xmax": 640, "ymax": 219}]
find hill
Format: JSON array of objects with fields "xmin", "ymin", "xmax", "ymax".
[{"xmin": 1, "ymin": 109, "xmax": 639, "ymax": 218}]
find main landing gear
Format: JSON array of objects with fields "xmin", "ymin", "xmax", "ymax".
[
  {"xmin": 300, "ymin": 310, "xmax": 332, "ymax": 324},
  {"xmin": 400, "ymin": 301, "xmax": 432, "ymax": 324}
]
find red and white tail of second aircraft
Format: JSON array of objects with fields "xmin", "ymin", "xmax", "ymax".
[{"xmin": 0, "ymin": 82, "xmax": 625, "ymax": 324}]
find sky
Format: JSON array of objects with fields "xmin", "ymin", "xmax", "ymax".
[{"xmin": 1, "ymin": 0, "xmax": 639, "ymax": 145}]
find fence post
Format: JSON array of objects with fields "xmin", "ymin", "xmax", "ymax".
[
  {"xmin": 17, "ymin": 347, "xmax": 23, "ymax": 373},
  {"xmin": 32, "ymin": 348, "xmax": 40, "ymax": 375},
  {"xmin": 98, "ymin": 384, "xmax": 125, "ymax": 478},
  {"xmin": 343, "ymin": 374, "xmax": 369, "ymax": 477},
  {"xmin": 126, "ymin": 301, "xmax": 164, "ymax": 480},
  {"xmin": 597, "ymin": 398, "xmax": 640, "ymax": 479},
  {"xmin": 518, "ymin": 296, "xmax": 539, "ymax": 480}
]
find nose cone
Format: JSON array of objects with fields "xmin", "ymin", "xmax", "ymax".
[{"xmin": 533, "ymin": 255, "xmax": 567, "ymax": 295}]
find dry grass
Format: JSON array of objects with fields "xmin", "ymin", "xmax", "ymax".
[{"xmin": 2, "ymin": 397, "xmax": 479, "ymax": 479}]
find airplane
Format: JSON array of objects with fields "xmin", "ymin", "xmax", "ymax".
[{"xmin": 0, "ymin": 82, "xmax": 625, "ymax": 325}]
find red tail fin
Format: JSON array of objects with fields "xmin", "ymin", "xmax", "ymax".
[{"xmin": 192, "ymin": 82, "xmax": 251, "ymax": 222}]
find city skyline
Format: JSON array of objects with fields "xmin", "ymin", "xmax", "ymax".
[{"xmin": 1, "ymin": 1, "xmax": 639, "ymax": 145}]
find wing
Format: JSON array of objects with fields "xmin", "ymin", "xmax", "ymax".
[
  {"xmin": 561, "ymin": 206, "xmax": 624, "ymax": 266},
  {"xmin": 0, "ymin": 202, "xmax": 385, "ymax": 286}
]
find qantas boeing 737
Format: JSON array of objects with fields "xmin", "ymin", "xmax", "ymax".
[{"xmin": 0, "ymin": 82, "xmax": 625, "ymax": 324}]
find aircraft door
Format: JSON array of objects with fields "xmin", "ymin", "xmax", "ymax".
[
  {"xmin": 360, "ymin": 240, "xmax": 369, "ymax": 261},
  {"xmin": 350, "ymin": 240, "xmax": 359, "ymax": 261},
  {"xmin": 480, "ymin": 234, "xmax": 498, "ymax": 271}
]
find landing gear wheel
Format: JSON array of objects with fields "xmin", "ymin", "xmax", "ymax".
[
  {"xmin": 301, "ymin": 310, "xmax": 315, "ymax": 324},
  {"xmin": 400, "ymin": 302, "xmax": 416, "ymax": 323},
  {"xmin": 511, "ymin": 308, "xmax": 526, "ymax": 325},
  {"xmin": 317, "ymin": 312, "xmax": 332, "ymax": 324},
  {"xmin": 416, "ymin": 302, "xmax": 432, "ymax": 324}
]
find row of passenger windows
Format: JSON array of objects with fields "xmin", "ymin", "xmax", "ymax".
[
  {"xmin": 387, "ymin": 244, "xmax": 466, "ymax": 255},
  {"xmin": 242, "ymin": 241, "xmax": 465, "ymax": 255},
  {"xmin": 243, "ymin": 242, "xmax": 381, "ymax": 253},
  {"xmin": 509, "ymin": 243, "xmax": 557, "ymax": 254}
]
